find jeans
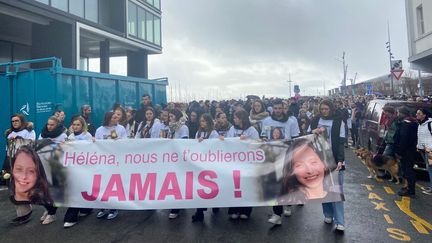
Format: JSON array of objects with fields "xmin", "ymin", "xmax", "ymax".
[
  {"xmin": 420, "ymin": 151, "xmax": 432, "ymax": 188},
  {"xmin": 322, "ymin": 170, "xmax": 344, "ymax": 226}
]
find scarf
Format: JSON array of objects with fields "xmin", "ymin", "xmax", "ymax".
[
  {"xmin": 168, "ymin": 117, "xmax": 186, "ymax": 137},
  {"xmin": 41, "ymin": 125, "xmax": 64, "ymax": 139},
  {"xmin": 250, "ymin": 111, "xmax": 269, "ymax": 121},
  {"xmin": 215, "ymin": 121, "xmax": 232, "ymax": 132},
  {"xmin": 271, "ymin": 113, "xmax": 288, "ymax": 123}
]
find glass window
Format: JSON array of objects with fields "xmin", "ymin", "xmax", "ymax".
[
  {"xmin": 51, "ymin": 0, "xmax": 68, "ymax": 12},
  {"xmin": 365, "ymin": 102, "xmax": 375, "ymax": 120},
  {"xmin": 128, "ymin": 1, "xmax": 137, "ymax": 36},
  {"xmin": 70, "ymin": 0, "xmax": 85, "ymax": 18},
  {"xmin": 85, "ymin": 0, "xmax": 99, "ymax": 23},
  {"xmin": 371, "ymin": 103, "xmax": 382, "ymax": 123},
  {"xmin": 146, "ymin": 12, "xmax": 154, "ymax": 43},
  {"xmin": 154, "ymin": 0, "xmax": 160, "ymax": 10},
  {"xmin": 146, "ymin": 0, "xmax": 153, "ymax": 6},
  {"xmin": 416, "ymin": 5, "xmax": 425, "ymax": 36},
  {"xmin": 35, "ymin": 0, "xmax": 49, "ymax": 4},
  {"xmin": 154, "ymin": 17, "xmax": 161, "ymax": 46},
  {"xmin": 138, "ymin": 8, "xmax": 146, "ymax": 40}
]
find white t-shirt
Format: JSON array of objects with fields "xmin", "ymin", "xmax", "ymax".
[
  {"xmin": 317, "ymin": 118, "xmax": 346, "ymax": 142},
  {"xmin": 226, "ymin": 126, "xmax": 259, "ymax": 139},
  {"xmin": 288, "ymin": 116, "xmax": 300, "ymax": 138},
  {"xmin": 68, "ymin": 132, "xmax": 93, "ymax": 141},
  {"xmin": 95, "ymin": 125, "xmax": 127, "ymax": 140},
  {"xmin": 7, "ymin": 129, "xmax": 36, "ymax": 140},
  {"xmin": 135, "ymin": 119, "xmax": 162, "ymax": 139},
  {"xmin": 168, "ymin": 125, "xmax": 189, "ymax": 139},
  {"xmin": 38, "ymin": 133, "xmax": 67, "ymax": 143},
  {"xmin": 262, "ymin": 116, "xmax": 292, "ymax": 140},
  {"xmin": 195, "ymin": 130, "xmax": 219, "ymax": 139}
]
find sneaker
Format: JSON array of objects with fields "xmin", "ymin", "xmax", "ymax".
[
  {"xmin": 63, "ymin": 222, "xmax": 77, "ymax": 228},
  {"xmin": 11, "ymin": 211, "xmax": 32, "ymax": 226},
  {"xmin": 107, "ymin": 210, "xmax": 118, "ymax": 220},
  {"xmin": 283, "ymin": 206, "xmax": 292, "ymax": 217},
  {"xmin": 398, "ymin": 188, "xmax": 415, "ymax": 197},
  {"xmin": 41, "ymin": 214, "xmax": 56, "ymax": 225},
  {"xmin": 96, "ymin": 210, "xmax": 109, "ymax": 219},
  {"xmin": 230, "ymin": 213, "xmax": 239, "ymax": 220},
  {"xmin": 335, "ymin": 224, "xmax": 345, "ymax": 231},
  {"xmin": 420, "ymin": 186, "xmax": 430, "ymax": 191},
  {"xmin": 239, "ymin": 214, "xmax": 249, "ymax": 220},
  {"xmin": 40, "ymin": 211, "xmax": 48, "ymax": 222},
  {"xmin": 324, "ymin": 217, "xmax": 333, "ymax": 224},
  {"xmin": 168, "ymin": 213, "xmax": 178, "ymax": 219},
  {"xmin": 422, "ymin": 188, "xmax": 432, "ymax": 195},
  {"xmin": 267, "ymin": 214, "xmax": 282, "ymax": 225}
]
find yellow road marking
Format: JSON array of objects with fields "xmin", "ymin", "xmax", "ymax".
[
  {"xmin": 361, "ymin": 184, "xmax": 374, "ymax": 191},
  {"xmin": 384, "ymin": 186, "xmax": 395, "ymax": 195},
  {"xmin": 395, "ymin": 197, "xmax": 432, "ymax": 234},
  {"xmin": 384, "ymin": 214, "xmax": 394, "ymax": 224},
  {"xmin": 368, "ymin": 192, "xmax": 384, "ymax": 201}
]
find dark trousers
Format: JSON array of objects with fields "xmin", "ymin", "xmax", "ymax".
[
  {"xmin": 64, "ymin": 208, "xmax": 92, "ymax": 223},
  {"xmin": 228, "ymin": 207, "xmax": 252, "ymax": 216},
  {"xmin": 44, "ymin": 205, "xmax": 57, "ymax": 215},
  {"xmin": 273, "ymin": 206, "xmax": 283, "ymax": 216},
  {"xmin": 351, "ymin": 124, "xmax": 359, "ymax": 146},
  {"xmin": 401, "ymin": 154, "xmax": 416, "ymax": 193}
]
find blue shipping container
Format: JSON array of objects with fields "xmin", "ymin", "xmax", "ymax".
[{"xmin": 0, "ymin": 57, "xmax": 168, "ymax": 168}]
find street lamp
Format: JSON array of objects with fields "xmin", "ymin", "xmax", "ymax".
[
  {"xmin": 287, "ymin": 73, "xmax": 293, "ymax": 98},
  {"xmin": 386, "ymin": 22, "xmax": 395, "ymax": 97}
]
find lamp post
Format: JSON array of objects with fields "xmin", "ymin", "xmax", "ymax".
[
  {"xmin": 335, "ymin": 52, "xmax": 348, "ymax": 95},
  {"xmin": 386, "ymin": 22, "xmax": 395, "ymax": 97},
  {"xmin": 287, "ymin": 73, "xmax": 293, "ymax": 98}
]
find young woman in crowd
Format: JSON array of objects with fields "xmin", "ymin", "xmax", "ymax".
[
  {"xmin": 125, "ymin": 108, "xmax": 137, "ymax": 138},
  {"xmin": 166, "ymin": 108, "xmax": 189, "ymax": 219},
  {"xmin": 186, "ymin": 110, "xmax": 200, "ymax": 139},
  {"xmin": 158, "ymin": 109, "xmax": 170, "ymax": 138},
  {"xmin": 94, "ymin": 111, "xmax": 127, "ymax": 220},
  {"xmin": 249, "ymin": 99, "xmax": 269, "ymax": 136},
  {"xmin": 135, "ymin": 107, "xmax": 161, "ymax": 139},
  {"xmin": 63, "ymin": 116, "xmax": 93, "ymax": 228},
  {"xmin": 214, "ymin": 112, "xmax": 232, "ymax": 137},
  {"xmin": 191, "ymin": 113, "xmax": 220, "ymax": 222},
  {"xmin": 38, "ymin": 116, "xmax": 68, "ymax": 225},
  {"xmin": 224, "ymin": 109, "xmax": 259, "ymax": 220}
]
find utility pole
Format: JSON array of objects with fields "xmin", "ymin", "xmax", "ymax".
[
  {"xmin": 341, "ymin": 51, "xmax": 348, "ymax": 95},
  {"xmin": 287, "ymin": 73, "xmax": 293, "ymax": 98},
  {"xmin": 386, "ymin": 21, "xmax": 395, "ymax": 97}
]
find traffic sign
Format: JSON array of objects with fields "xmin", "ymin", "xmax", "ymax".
[
  {"xmin": 391, "ymin": 69, "xmax": 404, "ymax": 80},
  {"xmin": 391, "ymin": 60, "xmax": 402, "ymax": 71}
]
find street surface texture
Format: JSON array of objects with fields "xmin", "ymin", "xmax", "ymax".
[{"xmin": 0, "ymin": 148, "xmax": 431, "ymax": 243}]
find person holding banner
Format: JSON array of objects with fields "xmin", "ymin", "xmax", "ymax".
[
  {"xmin": 38, "ymin": 116, "xmax": 68, "ymax": 225},
  {"xmin": 95, "ymin": 111, "xmax": 127, "ymax": 220},
  {"xmin": 225, "ymin": 108, "xmax": 259, "ymax": 220},
  {"xmin": 135, "ymin": 107, "xmax": 161, "ymax": 139},
  {"xmin": 309, "ymin": 99, "xmax": 346, "ymax": 232},
  {"xmin": 192, "ymin": 113, "xmax": 220, "ymax": 222},
  {"xmin": 63, "ymin": 116, "xmax": 93, "ymax": 228},
  {"xmin": 167, "ymin": 108, "xmax": 189, "ymax": 219},
  {"xmin": 214, "ymin": 112, "xmax": 232, "ymax": 137}
]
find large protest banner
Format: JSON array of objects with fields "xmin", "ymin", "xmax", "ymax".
[{"xmin": 6, "ymin": 135, "xmax": 344, "ymax": 209}]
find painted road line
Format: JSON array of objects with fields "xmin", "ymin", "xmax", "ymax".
[
  {"xmin": 384, "ymin": 214, "xmax": 394, "ymax": 224},
  {"xmin": 395, "ymin": 197, "xmax": 432, "ymax": 234},
  {"xmin": 384, "ymin": 186, "xmax": 395, "ymax": 195}
]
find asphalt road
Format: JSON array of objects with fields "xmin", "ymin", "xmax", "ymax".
[{"xmin": 0, "ymin": 148, "xmax": 431, "ymax": 243}]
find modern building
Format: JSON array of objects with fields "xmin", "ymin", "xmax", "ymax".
[
  {"xmin": 0, "ymin": 0, "xmax": 162, "ymax": 78},
  {"xmin": 405, "ymin": 0, "xmax": 432, "ymax": 73}
]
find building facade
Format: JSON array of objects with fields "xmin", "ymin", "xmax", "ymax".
[
  {"xmin": 0, "ymin": 0, "xmax": 162, "ymax": 78},
  {"xmin": 406, "ymin": 0, "xmax": 432, "ymax": 72}
]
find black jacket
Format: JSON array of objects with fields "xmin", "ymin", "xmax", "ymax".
[
  {"xmin": 394, "ymin": 117, "xmax": 418, "ymax": 157},
  {"xmin": 310, "ymin": 111, "xmax": 345, "ymax": 164}
]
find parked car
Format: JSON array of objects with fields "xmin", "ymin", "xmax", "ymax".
[{"xmin": 359, "ymin": 99, "xmax": 432, "ymax": 171}]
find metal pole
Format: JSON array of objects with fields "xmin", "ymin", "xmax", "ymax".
[
  {"xmin": 287, "ymin": 73, "xmax": 293, "ymax": 98},
  {"xmin": 418, "ymin": 70, "xmax": 424, "ymax": 96},
  {"xmin": 388, "ymin": 22, "xmax": 395, "ymax": 97}
]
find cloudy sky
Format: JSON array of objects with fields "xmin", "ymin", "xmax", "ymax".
[{"xmin": 147, "ymin": 0, "xmax": 409, "ymax": 101}]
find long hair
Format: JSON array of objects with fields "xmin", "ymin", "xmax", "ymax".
[
  {"xmin": 10, "ymin": 114, "xmax": 27, "ymax": 131},
  {"xmin": 234, "ymin": 109, "xmax": 251, "ymax": 129},
  {"xmin": 319, "ymin": 100, "xmax": 335, "ymax": 118},
  {"xmin": 197, "ymin": 113, "xmax": 214, "ymax": 139},
  {"xmin": 71, "ymin": 116, "xmax": 88, "ymax": 134},
  {"xmin": 281, "ymin": 138, "xmax": 331, "ymax": 201},
  {"xmin": 10, "ymin": 145, "xmax": 53, "ymax": 205},
  {"xmin": 102, "ymin": 112, "xmax": 115, "ymax": 127},
  {"xmin": 169, "ymin": 108, "xmax": 183, "ymax": 122},
  {"xmin": 251, "ymin": 100, "xmax": 266, "ymax": 114}
]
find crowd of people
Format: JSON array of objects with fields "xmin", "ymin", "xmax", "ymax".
[{"xmin": 3, "ymin": 92, "xmax": 432, "ymax": 233}]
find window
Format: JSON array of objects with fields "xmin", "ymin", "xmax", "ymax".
[
  {"xmin": 154, "ymin": 17, "xmax": 161, "ymax": 46},
  {"xmin": 35, "ymin": 0, "xmax": 49, "ymax": 4},
  {"xmin": 154, "ymin": 0, "xmax": 160, "ymax": 10},
  {"xmin": 70, "ymin": 0, "xmax": 85, "ymax": 18},
  {"xmin": 138, "ymin": 8, "xmax": 147, "ymax": 40},
  {"xmin": 128, "ymin": 2, "xmax": 138, "ymax": 36},
  {"xmin": 146, "ymin": 12, "xmax": 154, "ymax": 43},
  {"xmin": 85, "ymin": 0, "xmax": 99, "ymax": 23},
  {"xmin": 51, "ymin": 0, "xmax": 68, "ymax": 11},
  {"xmin": 371, "ymin": 103, "xmax": 382, "ymax": 123},
  {"xmin": 416, "ymin": 5, "xmax": 425, "ymax": 36}
]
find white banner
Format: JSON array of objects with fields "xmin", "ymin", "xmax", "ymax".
[{"xmin": 7, "ymin": 135, "xmax": 344, "ymax": 209}]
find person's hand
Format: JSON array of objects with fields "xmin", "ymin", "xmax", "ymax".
[
  {"xmin": 92, "ymin": 137, "xmax": 96, "ymax": 143},
  {"xmin": 336, "ymin": 161, "xmax": 345, "ymax": 171},
  {"xmin": 239, "ymin": 135, "xmax": 247, "ymax": 140},
  {"xmin": 198, "ymin": 137, "xmax": 204, "ymax": 143},
  {"xmin": 312, "ymin": 127, "xmax": 325, "ymax": 135},
  {"xmin": 219, "ymin": 136, "xmax": 225, "ymax": 141}
]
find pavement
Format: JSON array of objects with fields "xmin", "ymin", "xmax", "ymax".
[{"xmin": 0, "ymin": 147, "xmax": 431, "ymax": 243}]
